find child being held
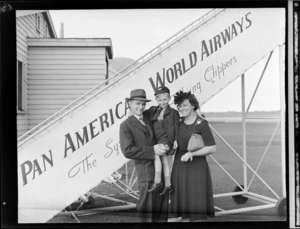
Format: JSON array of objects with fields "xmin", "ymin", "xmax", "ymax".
[{"xmin": 147, "ymin": 86, "xmax": 180, "ymax": 195}]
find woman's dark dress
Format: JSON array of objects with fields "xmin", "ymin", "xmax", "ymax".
[{"xmin": 170, "ymin": 117, "xmax": 215, "ymax": 220}]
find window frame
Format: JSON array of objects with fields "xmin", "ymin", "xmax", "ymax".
[
  {"xmin": 105, "ymin": 54, "xmax": 109, "ymax": 85},
  {"xmin": 16, "ymin": 60, "xmax": 26, "ymax": 113},
  {"xmin": 45, "ymin": 23, "xmax": 48, "ymax": 38},
  {"xmin": 105, "ymin": 55, "xmax": 109, "ymax": 80},
  {"xmin": 36, "ymin": 14, "xmax": 41, "ymax": 33}
]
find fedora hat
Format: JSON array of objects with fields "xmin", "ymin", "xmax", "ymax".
[{"xmin": 125, "ymin": 89, "xmax": 151, "ymax": 102}]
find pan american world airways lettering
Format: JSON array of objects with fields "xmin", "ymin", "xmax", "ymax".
[
  {"xmin": 19, "ymin": 100, "xmax": 131, "ymax": 186},
  {"xmin": 148, "ymin": 12, "xmax": 252, "ymax": 92}
]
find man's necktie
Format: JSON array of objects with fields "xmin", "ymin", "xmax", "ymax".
[{"xmin": 139, "ymin": 117, "xmax": 146, "ymax": 126}]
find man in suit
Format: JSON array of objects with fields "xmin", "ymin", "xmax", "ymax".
[{"xmin": 119, "ymin": 89, "xmax": 169, "ymax": 222}]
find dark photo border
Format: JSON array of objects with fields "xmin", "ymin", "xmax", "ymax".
[{"xmin": 0, "ymin": 0, "xmax": 297, "ymax": 228}]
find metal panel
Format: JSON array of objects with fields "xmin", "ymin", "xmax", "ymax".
[
  {"xmin": 29, "ymin": 109, "xmax": 74, "ymax": 115},
  {"xmin": 28, "ymin": 64, "xmax": 105, "ymax": 70},
  {"xmin": 28, "ymin": 104, "xmax": 69, "ymax": 110},
  {"xmin": 28, "ymin": 48, "xmax": 105, "ymax": 55},
  {"xmin": 28, "ymin": 69, "xmax": 104, "ymax": 75},
  {"xmin": 28, "ymin": 99, "xmax": 76, "ymax": 105},
  {"xmin": 29, "ymin": 59, "xmax": 105, "ymax": 65},
  {"xmin": 28, "ymin": 84, "xmax": 97, "ymax": 90},
  {"xmin": 29, "ymin": 55, "xmax": 105, "ymax": 60},
  {"xmin": 27, "ymin": 38, "xmax": 112, "ymax": 47},
  {"xmin": 28, "ymin": 89, "xmax": 94, "ymax": 95},
  {"xmin": 29, "ymin": 75, "xmax": 105, "ymax": 80},
  {"xmin": 28, "ymin": 79, "xmax": 104, "ymax": 84},
  {"xmin": 28, "ymin": 94, "xmax": 81, "ymax": 100}
]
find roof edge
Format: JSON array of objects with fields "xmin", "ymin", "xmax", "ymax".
[
  {"xmin": 27, "ymin": 38, "xmax": 113, "ymax": 58},
  {"xmin": 43, "ymin": 11, "xmax": 57, "ymax": 38}
]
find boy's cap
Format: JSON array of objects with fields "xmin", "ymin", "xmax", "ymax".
[{"xmin": 154, "ymin": 86, "xmax": 170, "ymax": 95}]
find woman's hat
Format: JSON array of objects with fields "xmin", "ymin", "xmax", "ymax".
[
  {"xmin": 174, "ymin": 91, "xmax": 191, "ymax": 105},
  {"xmin": 125, "ymin": 89, "xmax": 151, "ymax": 102}
]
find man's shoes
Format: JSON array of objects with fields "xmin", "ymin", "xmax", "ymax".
[
  {"xmin": 159, "ymin": 186, "xmax": 173, "ymax": 195},
  {"xmin": 148, "ymin": 182, "xmax": 163, "ymax": 192}
]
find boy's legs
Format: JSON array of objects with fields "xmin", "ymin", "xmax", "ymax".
[
  {"xmin": 148, "ymin": 155, "xmax": 163, "ymax": 192},
  {"xmin": 161, "ymin": 155, "xmax": 171, "ymax": 187},
  {"xmin": 154, "ymin": 155, "xmax": 162, "ymax": 184}
]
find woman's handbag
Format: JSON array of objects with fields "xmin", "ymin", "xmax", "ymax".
[{"xmin": 187, "ymin": 133, "xmax": 205, "ymax": 152}]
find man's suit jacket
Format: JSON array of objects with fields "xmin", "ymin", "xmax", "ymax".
[
  {"xmin": 119, "ymin": 114, "xmax": 155, "ymax": 182},
  {"xmin": 145, "ymin": 105, "xmax": 180, "ymax": 147}
]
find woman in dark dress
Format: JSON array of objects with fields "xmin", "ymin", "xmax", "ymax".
[{"xmin": 170, "ymin": 91, "xmax": 216, "ymax": 222}]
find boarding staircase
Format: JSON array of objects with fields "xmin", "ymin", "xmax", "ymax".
[{"xmin": 17, "ymin": 8, "xmax": 285, "ymax": 223}]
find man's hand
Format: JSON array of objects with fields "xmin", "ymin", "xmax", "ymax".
[{"xmin": 154, "ymin": 144, "xmax": 167, "ymax": 156}]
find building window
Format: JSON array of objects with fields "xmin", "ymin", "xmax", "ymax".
[
  {"xmin": 45, "ymin": 24, "xmax": 48, "ymax": 38},
  {"xmin": 105, "ymin": 56, "xmax": 109, "ymax": 85},
  {"xmin": 36, "ymin": 14, "xmax": 41, "ymax": 33},
  {"xmin": 105, "ymin": 56, "xmax": 109, "ymax": 80},
  {"xmin": 17, "ymin": 60, "xmax": 25, "ymax": 111}
]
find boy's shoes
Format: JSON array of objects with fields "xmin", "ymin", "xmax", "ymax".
[
  {"xmin": 167, "ymin": 148, "xmax": 177, "ymax": 155},
  {"xmin": 159, "ymin": 186, "xmax": 173, "ymax": 195},
  {"xmin": 148, "ymin": 182, "xmax": 163, "ymax": 192}
]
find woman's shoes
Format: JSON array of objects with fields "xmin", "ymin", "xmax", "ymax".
[
  {"xmin": 181, "ymin": 218, "xmax": 192, "ymax": 222},
  {"xmin": 148, "ymin": 182, "xmax": 163, "ymax": 192},
  {"xmin": 159, "ymin": 185, "xmax": 173, "ymax": 195}
]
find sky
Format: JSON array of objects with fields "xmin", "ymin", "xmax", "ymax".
[{"xmin": 49, "ymin": 9, "xmax": 284, "ymax": 112}]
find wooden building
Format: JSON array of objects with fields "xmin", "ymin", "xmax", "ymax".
[
  {"xmin": 17, "ymin": 10, "xmax": 57, "ymax": 137},
  {"xmin": 16, "ymin": 10, "xmax": 115, "ymax": 137}
]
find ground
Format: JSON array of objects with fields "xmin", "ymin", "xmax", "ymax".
[{"xmin": 48, "ymin": 122, "xmax": 287, "ymax": 223}]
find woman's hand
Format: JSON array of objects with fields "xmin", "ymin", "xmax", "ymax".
[{"xmin": 181, "ymin": 152, "xmax": 193, "ymax": 162}]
